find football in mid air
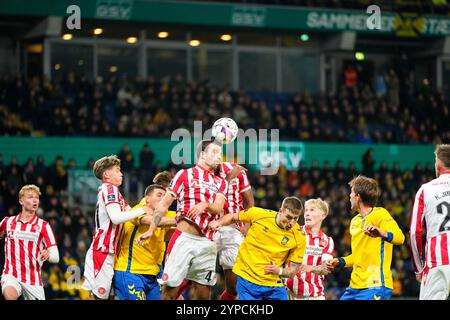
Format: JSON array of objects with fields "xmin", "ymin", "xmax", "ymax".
[{"xmin": 211, "ymin": 117, "xmax": 239, "ymax": 144}]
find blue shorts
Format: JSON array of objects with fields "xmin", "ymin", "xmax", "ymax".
[
  {"xmin": 156, "ymin": 264, "xmax": 163, "ymax": 280},
  {"xmin": 237, "ymin": 276, "xmax": 288, "ymax": 300},
  {"xmin": 114, "ymin": 271, "xmax": 160, "ymax": 300},
  {"xmin": 340, "ymin": 286, "xmax": 392, "ymax": 300}
]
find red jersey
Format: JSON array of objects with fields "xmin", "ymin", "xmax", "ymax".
[
  {"xmin": 0, "ymin": 213, "xmax": 57, "ymax": 286},
  {"xmin": 168, "ymin": 165, "xmax": 228, "ymax": 240},
  {"xmin": 285, "ymin": 226, "xmax": 334, "ymax": 298},
  {"xmin": 91, "ymin": 182, "xmax": 128, "ymax": 254}
]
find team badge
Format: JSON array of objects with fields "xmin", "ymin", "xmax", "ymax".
[
  {"xmin": 281, "ymin": 236, "xmax": 290, "ymax": 246},
  {"xmin": 162, "ymin": 273, "xmax": 169, "ymax": 281},
  {"xmin": 320, "ymin": 239, "xmax": 327, "ymax": 247},
  {"xmin": 98, "ymin": 287, "xmax": 106, "ymax": 295}
]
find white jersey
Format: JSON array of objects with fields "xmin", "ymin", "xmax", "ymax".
[
  {"xmin": 0, "ymin": 213, "xmax": 57, "ymax": 286},
  {"xmin": 410, "ymin": 171, "xmax": 450, "ymax": 273},
  {"xmin": 91, "ymin": 182, "xmax": 128, "ymax": 254}
]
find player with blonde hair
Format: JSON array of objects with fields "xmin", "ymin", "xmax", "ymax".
[{"xmin": 1, "ymin": 185, "xmax": 59, "ymax": 300}]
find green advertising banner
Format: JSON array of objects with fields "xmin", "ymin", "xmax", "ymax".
[
  {"xmin": 1, "ymin": 0, "xmax": 450, "ymax": 36},
  {"xmin": 0, "ymin": 137, "xmax": 435, "ymax": 172}
]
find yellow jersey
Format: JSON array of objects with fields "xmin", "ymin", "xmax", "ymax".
[
  {"xmin": 114, "ymin": 198, "xmax": 176, "ymax": 275},
  {"xmin": 341, "ymin": 207, "xmax": 405, "ymax": 289},
  {"xmin": 232, "ymin": 207, "xmax": 306, "ymax": 286}
]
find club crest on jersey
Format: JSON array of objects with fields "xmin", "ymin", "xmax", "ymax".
[
  {"xmin": 107, "ymin": 185, "xmax": 114, "ymax": 194},
  {"xmin": 320, "ymin": 239, "xmax": 327, "ymax": 247},
  {"xmin": 281, "ymin": 236, "xmax": 290, "ymax": 246}
]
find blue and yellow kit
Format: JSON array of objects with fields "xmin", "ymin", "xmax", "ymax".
[
  {"xmin": 114, "ymin": 199, "xmax": 176, "ymax": 275},
  {"xmin": 339, "ymin": 207, "xmax": 405, "ymax": 290},
  {"xmin": 232, "ymin": 207, "xmax": 306, "ymax": 287}
]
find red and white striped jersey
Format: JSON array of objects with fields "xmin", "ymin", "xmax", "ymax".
[
  {"xmin": 410, "ymin": 171, "xmax": 450, "ymax": 274},
  {"xmin": 91, "ymin": 182, "xmax": 128, "ymax": 254},
  {"xmin": 168, "ymin": 165, "xmax": 228, "ymax": 240},
  {"xmin": 0, "ymin": 213, "xmax": 57, "ymax": 286},
  {"xmin": 216, "ymin": 162, "xmax": 251, "ymax": 216},
  {"xmin": 285, "ymin": 226, "xmax": 334, "ymax": 298}
]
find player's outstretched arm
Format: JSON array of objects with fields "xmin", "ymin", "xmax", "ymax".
[
  {"xmin": 139, "ymin": 215, "xmax": 176, "ymax": 227},
  {"xmin": 106, "ymin": 203, "xmax": 150, "ymax": 225},
  {"xmin": 208, "ymin": 212, "xmax": 239, "ymax": 232},
  {"xmin": 302, "ymin": 263, "xmax": 333, "ymax": 276},
  {"xmin": 328, "ymin": 254, "xmax": 354, "ymax": 270},
  {"xmin": 225, "ymin": 165, "xmax": 247, "ymax": 183},
  {"xmin": 264, "ymin": 261, "xmax": 302, "ymax": 278},
  {"xmin": 242, "ymin": 189, "xmax": 254, "ymax": 209},
  {"xmin": 136, "ymin": 192, "xmax": 175, "ymax": 245},
  {"xmin": 363, "ymin": 222, "xmax": 405, "ymax": 245}
]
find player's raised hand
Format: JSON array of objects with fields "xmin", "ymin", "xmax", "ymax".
[
  {"xmin": 225, "ymin": 165, "xmax": 247, "ymax": 182},
  {"xmin": 187, "ymin": 202, "xmax": 207, "ymax": 219},
  {"xmin": 363, "ymin": 225, "xmax": 387, "ymax": 238}
]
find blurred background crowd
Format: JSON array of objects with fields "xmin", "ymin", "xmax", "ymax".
[{"xmin": 1, "ymin": 71, "xmax": 449, "ymax": 144}]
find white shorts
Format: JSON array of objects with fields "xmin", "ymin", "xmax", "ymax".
[
  {"xmin": 82, "ymin": 247, "xmax": 115, "ymax": 299},
  {"xmin": 214, "ymin": 226, "xmax": 244, "ymax": 270},
  {"xmin": 159, "ymin": 230, "xmax": 217, "ymax": 287},
  {"xmin": 420, "ymin": 265, "xmax": 450, "ymax": 300},
  {"xmin": 1, "ymin": 274, "xmax": 45, "ymax": 300}
]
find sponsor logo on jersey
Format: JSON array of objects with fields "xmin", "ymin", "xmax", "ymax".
[
  {"xmin": 189, "ymin": 179, "xmax": 220, "ymax": 193},
  {"xmin": 305, "ymin": 246, "xmax": 324, "ymax": 256}
]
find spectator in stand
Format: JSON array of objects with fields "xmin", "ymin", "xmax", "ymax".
[
  {"xmin": 118, "ymin": 144, "xmax": 134, "ymax": 172},
  {"xmin": 362, "ymin": 148, "xmax": 376, "ymax": 177},
  {"xmin": 139, "ymin": 143, "xmax": 155, "ymax": 185}
]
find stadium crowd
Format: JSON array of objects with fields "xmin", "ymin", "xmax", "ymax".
[
  {"xmin": 0, "ymin": 149, "xmax": 430, "ymax": 299},
  {"xmin": 0, "ymin": 72, "xmax": 449, "ymax": 144}
]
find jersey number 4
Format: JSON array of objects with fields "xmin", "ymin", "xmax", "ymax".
[
  {"xmin": 205, "ymin": 271, "xmax": 213, "ymax": 282},
  {"xmin": 437, "ymin": 201, "xmax": 450, "ymax": 232}
]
